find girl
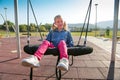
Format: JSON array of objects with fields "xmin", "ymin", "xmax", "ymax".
[{"xmin": 22, "ymin": 15, "xmax": 74, "ymax": 71}]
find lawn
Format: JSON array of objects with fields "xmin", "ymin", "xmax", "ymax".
[{"xmin": 0, "ymin": 30, "xmax": 120, "ymax": 39}]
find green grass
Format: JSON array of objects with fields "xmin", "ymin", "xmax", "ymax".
[
  {"xmin": 71, "ymin": 31, "xmax": 100, "ymax": 36},
  {"xmin": 0, "ymin": 30, "xmax": 16, "ymax": 38},
  {"xmin": 1, "ymin": 30, "xmax": 120, "ymax": 39}
]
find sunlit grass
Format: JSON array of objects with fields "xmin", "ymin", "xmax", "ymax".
[{"xmin": 1, "ymin": 30, "xmax": 120, "ymax": 39}]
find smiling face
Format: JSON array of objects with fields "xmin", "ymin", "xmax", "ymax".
[{"xmin": 54, "ymin": 16, "xmax": 64, "ymax": 31}]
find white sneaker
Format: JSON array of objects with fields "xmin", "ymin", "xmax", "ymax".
[
  {"xmin": 57, "ymin": 58, "xmax": 69, "ymax": 71},
  {"xmin": 21, "ymin": 55, "xmax": 40, "ymax": 68}
]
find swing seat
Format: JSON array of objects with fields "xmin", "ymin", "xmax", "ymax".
[{"xmin": 24, "ymin": 44, "xmax": 93, "ymax": 56}]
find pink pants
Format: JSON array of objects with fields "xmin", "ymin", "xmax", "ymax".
[{"xmin": 34, "ymin": 40, "xmax": 68, "ymax": 60}]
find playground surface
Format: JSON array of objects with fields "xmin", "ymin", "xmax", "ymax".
[{"xmin": 0, "ymin": 36, "xmax": 120, "ymax": 80}]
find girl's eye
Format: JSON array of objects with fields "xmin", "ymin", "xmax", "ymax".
[{"xmin": 57, "ymin": 21, "xmax": 59, "ymax": 23}]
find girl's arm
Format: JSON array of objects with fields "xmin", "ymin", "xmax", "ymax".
[
  {"xmin": 46, "ymin": 30, "xmax": 53, "ymax": 42},
  {"xmin": 67, "ymin": 31, "xmax": 74, "ymax": 47}
]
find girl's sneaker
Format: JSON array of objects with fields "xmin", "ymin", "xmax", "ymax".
[
  {"xmin": 21, "ymin": 55, "xmax": 40, "ymax": 68},
  {"xmin": 57, "ymin": 58, "xmax": 69, "ymax": 71}
]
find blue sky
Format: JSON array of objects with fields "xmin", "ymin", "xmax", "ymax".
[{"xmin": 0, "ymin": 0, "xmax": 116, "ymax": 25}]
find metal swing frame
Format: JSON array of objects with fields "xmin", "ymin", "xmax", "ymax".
[{"xmin": 26, "ymin": 0, "xmax": 92, "ymax": 80}]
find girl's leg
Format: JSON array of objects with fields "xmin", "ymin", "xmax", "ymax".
[
  {"xmin": 58, "ymin": 40, "xmax": 68, "ymax": 59},
  {"xmin": 34, "ymin": 40, "xmax": 52, "ymax": 60},
  {"xmin": 22, "ymin": 40, "xmax": 53, "ymax": 67},
  {"xmin": 57, "ymin": 40, "xmax": 69, "ymax": 71}
]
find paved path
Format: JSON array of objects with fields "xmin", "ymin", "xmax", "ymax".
[
  {"xmin": 0, "ymin": 36, "xmax": 120, "ymax": 80},
  {"xmin": 88, "ymin": 36, "xmax": 120, "ymax": 57}
]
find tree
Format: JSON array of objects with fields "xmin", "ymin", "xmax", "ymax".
[
  {"xmin": 40, "ymin": 25, "xmax": 46, "ymax": 32},
  {"xmin": 106, "ymin": 27, "xmax": 110, "ymax": 36},
  {"xmin": 44, "ymin": 23, "xmax": 52, "ymax": 31},
  {"xmin": 3, "ymin": 20, "xmax": 14, "ymax": 26},
  {"xmin": 0, "ymin": 20, "xmax": 14, "ymax": 31},
  {"xmin": 19, "ymin": 24, "xmax": 27, "ymax": 32},
  {"xmin": 30, "ymin": 23, "xmax": 36, "ymax": 32}
]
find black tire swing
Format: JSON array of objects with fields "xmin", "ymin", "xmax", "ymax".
[{"xmin": 24, "ymin": 0, "xmax": 93, "ymax": 80}]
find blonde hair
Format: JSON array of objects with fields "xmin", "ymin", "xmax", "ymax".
[{"xmin": 52, "ymin": 15, "xmax": 68, "ymax": 31}]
